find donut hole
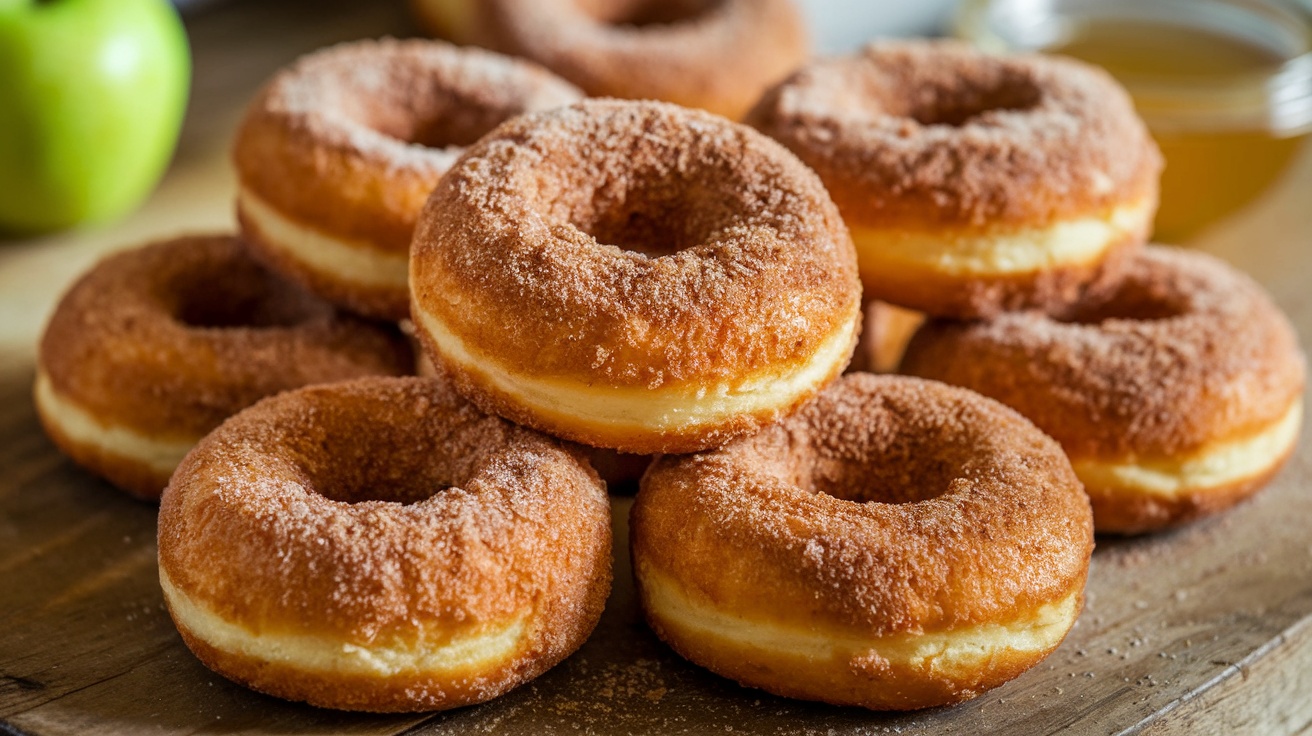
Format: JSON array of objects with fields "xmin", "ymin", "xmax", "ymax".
[
  {"xmin": 1060, "ymin": 282, "xmax": 1191, "ymax": 325},
  {"xmin": 580, "ymin": 194, "xmax": 712, "ymax": 257},
  {"xmin": 367, "ymin": 94, "xmax": 521, "ymax": 150},
  {"xmin": 582, "ymin": 0, "xmax": 721, "ymax": 27},
  {"xmin": 555, "ymin": 157, "xmax": 757, "ymax": 258},
  {"xmin": 903, "ymin": 74, "xmax": 1043, "ymax": 127},
  {"xmin": 805, "ymin": 442, "xmax": 962, "ymax": 505},
  {"xmin": 172, "ymin": 269, "xmax": 330, "ymax": 330},
  {"xmin": 293, "ymin": 416, "xmax": 467, "ymax": 506},
  {"xmin": 754, "ymin": 410, "xmax": 972, "ymax": 505}
]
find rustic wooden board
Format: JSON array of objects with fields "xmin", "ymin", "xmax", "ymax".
[{"xmin": 2, "ymin": 0, "xmax": 1312, "ymax": 733}]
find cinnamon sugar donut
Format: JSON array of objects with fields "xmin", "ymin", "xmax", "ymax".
[
  {"xmin": 901, "ymin": 246, "xmax": 1305, "ymax": 534},
  {"xmin": 411, "ymin": 0, "xmax": 807, "ymax": 120},
  {"xmin": 234, "ymin": 38, "xmax": 582, "ymax": 320},
  {"xmin": 410, "ymin": 99, "xmax": 862, "ymax": 455},
  {"xmin": 632, "ymin": 373, "xmax": 1093, "ymax": 710},
  {"xmin": 414, "ymin": 337, "xmax": 651, "ymax": 490},
  {"xmin": 34, "ymin": 235, "xmax": 412, "ymax": 501},
  {"xmin": 747, "ymin": 40, "xmax": 1162, "ymax": 318},
  {"xmin": 158, "ymin": 376, "xmax": 612, "ymax": 712}
]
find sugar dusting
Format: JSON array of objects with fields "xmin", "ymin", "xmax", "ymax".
[
  {"xmin": 746, "ymin": 39, "xmax": 1162, "ymax": 226},
  {"xmin": 257, "ymin": 38, "xmax": 582, "ymax": 176},
  {"xmin": 902, "ymin": 246, "xmax": 1307, "ymax": 458},
  {"xmin": 635, "ymin": 373, "xmax": 1094, "ymax": 634},
  {"xmin": 411, "ymin": 99, "xmax": 861, "ymax": 387},
  {"xmin": 37, "ymin": 235, "xmax": 413, "ymax": 439},
  {"xmin": 157, "ymin": 376, "xmax": 612, "ymax": 707}
]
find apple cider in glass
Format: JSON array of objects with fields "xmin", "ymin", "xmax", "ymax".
[{"xmin": 956, "ymin": 0, "xmax": 1312, "ymax": 242}]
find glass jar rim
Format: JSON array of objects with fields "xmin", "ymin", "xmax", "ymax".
[{"xmin": 954, "ymin": 0, "xmax": 1312, "ymax": 135}]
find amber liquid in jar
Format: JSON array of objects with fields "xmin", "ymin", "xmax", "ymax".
[{"xmin": 1046, "ymin": 21, "xmax": 1310, "ymax": 242}]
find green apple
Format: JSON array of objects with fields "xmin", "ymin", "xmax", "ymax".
[{"xmin": 0, "ymin": 0, "xmax": 190, "ymax": 235}]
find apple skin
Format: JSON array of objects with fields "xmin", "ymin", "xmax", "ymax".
[{"xmin": 0, "ymin": 0, "xmax": 190, "ymax": 235}]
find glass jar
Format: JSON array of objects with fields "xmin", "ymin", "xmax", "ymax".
[{"xmin": 955, "ymin": 0, "xmax": 1312, "ymax": 243}]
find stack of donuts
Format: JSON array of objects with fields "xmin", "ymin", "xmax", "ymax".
[{"xmin": 34, "ymin": 0, "xmax": 1304, "ymax": 717}]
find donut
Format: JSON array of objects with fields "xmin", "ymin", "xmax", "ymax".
[
  {"xmin": 410, "ymin": 0, "xmax": 807, "ymax": 120},
  {"xmin": 35, "ymin": 235, "xmax": 413, "ymax": 501},
  {"xmin": 746, "ymin": 40, "xmax": 1162, "ymax": 318},
  {"xmin": 233, "ymin": 38, "xmax": 582, "ymax": 320},
  {"xmin": 409, "ymin": 99, "xmax": 863, "ymax": 455},
  {"xmin": 632, "ymin": 373, "xmax": 1093, "ymax": 710},
  {"xmin": 158, "ymin": 376, "xmax": 612, "ymax": 712},
  {"xmin": 413, "ymin": 335, "xmax": 651, "ymax": 490},
  {"xmin": 900, "ymin": 246, "xmax": 1306, "ymax": 534}
]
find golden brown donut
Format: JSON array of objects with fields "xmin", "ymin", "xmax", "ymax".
[
  {"xmin": 410, "ymin": 99, "xmax": 862, "ymax": 455},
  {"xmin": 34, "ymin": 235, "xmax": 412, "ymax": 501},
  {"xmin": 413, "ymin": 335, "xmax": 651, "ymax": 491},
  {"xmin": 411, "ymin": 0, "xmax": 808, "ymax": 120},
  {"xmin": 158, "ymin": 376, "xmax": 612, "ymax": 712},
  {"xmin": 632, "ymin": 373, "xmax": 1093, "ymax": 710},
  {"xmin": 234, "ymin": 38, "xmax": 582, "ymax": 320},
  {"xmin": 747, "ymin": 40, "xmax": 1162, "ymax": 318},
  {"xmin": 901, "ymin": 246, "xmax": 1306, "ymax": 534}
]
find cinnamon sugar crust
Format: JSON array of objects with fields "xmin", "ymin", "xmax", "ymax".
[
  {"xmin": 412, "ymin": 99, "xmax": 861, "ymax": 389},
  {"xmin": 903, "ymin": 247, "xmax": 1305, "ymax": 533},
  {"xmin": 633, "ymin": 373, "xmax": 1093, "ymax": 708},
  {"xmin": 158, "ymin": 376, "xmax": 612, "ymax": 712},
  {"xmin": 747, "ymin": 40, "xmax": 1162, "ymax": 229},
  {"xmin": 416, "ymin": 0, "xmax": 808, "ymax": 120},
  {"xmin": 901, "ymin": 246, "xmax": 1306, "ymax": 462},
  {"xmin": 410, "ymin": 99, "xmax": 861, "ymax": 452},
  {"xmin": 36, "ymin": 235, "xmax": 412, "ymax": 449},
  {"xmin": 233, "ymin": 38, "xmax": 582, "ymax": 318}
]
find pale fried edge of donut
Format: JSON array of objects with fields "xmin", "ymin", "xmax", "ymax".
[
  {"xmin": 635, "ymin": 560, "xmax": 1081, "ymax": 710},
  {"xmin": 411, "ymin": 302, "xmax": 859, "ymax": 448},
  {"xmin": 1076, "ymin": 399, "xmax": 1302, "ymax": 533},
  {"xmin": 160, "ymin": 566, "xmax": 533, "ymax": 686},
  {"xmin": 850, "ymin": 198, "xmax": 1153, "ymax": 279},
  {"xmin": 238, "ymin": 188, "xmax": 409, "ymax": 311},
  {"xmin": 34, "ymin": 370, "xmax": 194, "ymax": 497},
  {"xmin": 859, "ymin": 226, "xmax": 1144, "ymax": 319}
]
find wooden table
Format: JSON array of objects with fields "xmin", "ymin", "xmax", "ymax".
[{"xmin": 2, "ymin": 2, "xmax": 1311, "ymax": 733}]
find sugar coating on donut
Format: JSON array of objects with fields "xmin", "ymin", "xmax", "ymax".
[
  {"xmin": 633, "ymin": 373, "xmax": 1093, "ymax": 709},
  {"xmin": 411, "ymin": 99, "xmax": 861, "ymax": 452},
  {"xmin": 158, "ymin": 376, "xmax": 612, "ymax": 712},
  {"xmin": 901, "ymin": 246, "xmax": 1306, "ymax": 532},
  {"xmin": 414, "ymin": 0, "xmax": 810, "ymax": 119},
  {"xmin": 35, "ymin": 235, "xmax": 413, "ymax": 499},
  {"xmin": 747, "ymin": 39, "xmax": 1162, "ymax": 228},
  {"xmin": 234, "ymin": 38, "xmax": 584, "ymax": 319},
  {"xmin": 248, "ymin": 37, "xmax": 583, "ymax": 182}
]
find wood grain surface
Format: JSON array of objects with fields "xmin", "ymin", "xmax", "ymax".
[{"xmin": 2, "ymin": 1, "xmax": 1311, "ymax": 734}]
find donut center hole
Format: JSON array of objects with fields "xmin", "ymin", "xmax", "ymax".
[
  {"xmin": 301, "ymin": 421, "xmax": 461, "ymax": 506},
  {"xmin": 174, "ymin": 271, "xmax": 328, "ymax": 329},
  {"xmin": 377, "ymin": 103, "xmax": 519, "ymax": 150},
  {"xmin": 752, "ymin": 405, "xmax": 984, "ymax": 505},
  {"xmin": 1059, "ymin": 284, "xmax": 1190, "ymax": 324},
  {"xmin": 570, "ymin": 176, "xmax": 742, "ymax": 258},
  {"xmin": 315, "ymin": 474, "xmax": 451, "ymax": 506},
  {"xmin": 903, "ymin": 75, "xmax": 1043, "ymax": 127},
  {"xmin": 806, "ymin": 453, "xmax": 958, "ymax": 505},
  {"xmin": 583, "ymin": 0, "xmax": 720, "ymax": 27},
  {"xmin": 764, "ymin": 422, "xmax": 963, "ymax": 505}
]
